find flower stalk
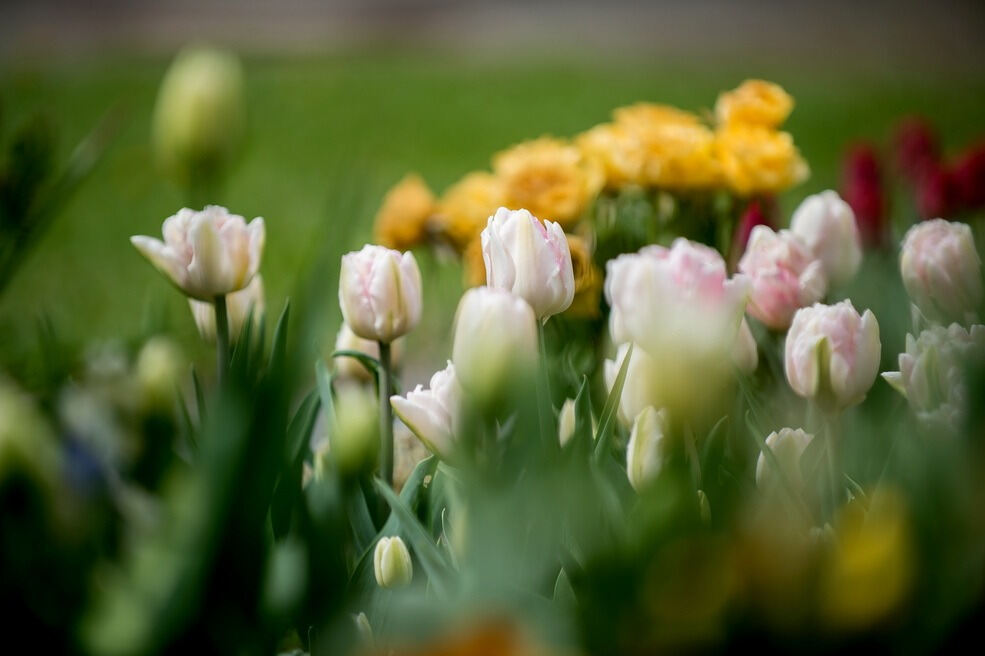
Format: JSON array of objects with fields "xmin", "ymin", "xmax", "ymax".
[
  {"xmin": 378, "ymin": 340, "xmax": 394, "ymax": 487},
  {"xmin": 214, "ymin": 294, "xmax": 229, "ymax": 384}
]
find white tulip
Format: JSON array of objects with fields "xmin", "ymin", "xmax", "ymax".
[
  {"xmin": 756, "ymin": 428, "xmax": 814, "ymax": 491},
  {"xmin": 558, "ymin": 398, "xmax": 577, "ymax": 447},
  {"xmin": 626, "ymin": 406, "xmax": 668, "ymax": 491},
  {"xmin": 339, "ymin": 245, "xmax": 422, "ymax": 343},
  {"xmin": 188, "ymin": 274, "xmax": 264, "ymax": 342},
  {"xmin": 481, "ymin": 207, "xmax": 574, "ymax": 320},
  {"xmin": 373, "ymin": 536, "xmax": 413, "ymax": 588},
  {"xmin": 790, "ymin": 190, "xmax": 862, "ymax": 287},
  {"xmin": 785, "ymin": 301, "xmax": 881, "ymax": 409},
  {"xmin": 131, "ymin": 205, "xmax": 264, "ymax": 301},
  {"xmin": 603, "ymin": 342, "xmax": 659, "ymax": 427},
  {"xmin": 390, "ymin": 362, "xmax": 461, "ymax": 459},
  {"xmin": 900, "ymin": 219, "xmax": 983, "ymax": 324}
]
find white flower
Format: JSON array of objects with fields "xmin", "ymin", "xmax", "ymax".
[
  {"xmin": 481, "ymin": 207, "xmax": 574, "ymax": 320},
  {"xmin": 131, "ymin": 205, "xmax": 264, "ymax": 300},
  {"xmin": 756, "ymin": 428, "xmax": 814, "ymax": 491},
  {"xmin": 603, "ymin": 342, "xmax": 659, "ymax": 427},
  {"xmin": 790, "ymin": 190, "xmax": 863, "ymax": 287},
  {"xmin": 626, "ymin": 406, "xmax": 668, "ymax": 491},
  {"xmin": 339, "ymin": 245, "xmax": 423, "ymax": 343},
  {"xmin": 900, "ymin": 219, "xmax": 983, "ymax": 324},
  {"xmin": 558, "ymin": 398, "xmax": 577, "ymax": 447},
  {"xmin": 390, "ymin": 362, "xmax": 461, "ymax": 459},
  {"xmin": 785, "ymin": 301, "xmax": 881, "ymax": 409},
  {"xmin": 189, "ymin": 274, "xmax": 264, "ymax": 342},
  {"xmin": 733, "ymin": 318, "xmax": 759, "ymax": 374},
  {"xmin": 451, "ymin": 286, "xmax": 538, "ymax": 398},
  {"xmin": 882, "ymin": 323, "xmax": 985, "ymax": 430},
  {"xmin": 373, "ymin": 536, "xmax": 413, "ymax": 588}
]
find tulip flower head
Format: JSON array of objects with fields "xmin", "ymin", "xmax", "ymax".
[
  {"xmin": 604, "ymin": 341, "xmax": 659, "ymax": 427},
  {"xmin": 899, "ymin": 219, "xmax": 983, "ymax": 325},
  {"xmin": 626, "ymin": 406, "xmax": 668, "ymax": 491},
  {"xmin": 481, "ymin": 207, "xmax": 574, "ymax": 320},
  {"xmin": 339, "ymin": 245, "xmax": 423, "ymax": 344},
  {"xmin": 785, "ymin": 301, "xmax": 881, "ymax": 410},
  {"xmin": 756, "ymin": 428, "xmax": 814, "ymax": 491},
  {"xmin": 390, "ymin": 361, "xmax": 461, "ymax": 460},
  {"xmin": 790, "ymin": 190, "xmax": 863, "ymax": 287},
  {"xmin": 374, "ymin": 536, "xmax": 413, "ymax": 588},
  {"xmin": 131, "ymin": 205, "xmax": 265, "ymax": 301}
]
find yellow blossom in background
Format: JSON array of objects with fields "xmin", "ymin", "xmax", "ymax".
[
  {"xmin": 564, "ymin": 234, "xmax": 603, "ymax": 318},
  {"xmin": 819, "ymin": 489, "xmax": 913, "ymax": 632},
  {"xmin": 613, "ymin": 103, "xmax": 721, "ymax": 189},
  {"xmin": 435, "ymin": 171, "xmax": 504, "ymax": 251},
  {"xmin": 716, "ymin": 79, "xmax": 794, "ymax": 129},
  {"xmin": 373, "ymin": 173, "xmax": 436, "ymax": 251},
  {"xmin": 715, "ymin": 125, "xmax": 809, "ymax": 195},
  {"xmin": 462, "ymin": 237, "xmax": 486, "ymax": 287},
  {"xmin": 493, "ymin": 137, "xmax": 604, "ymax": 229},
  {"xmin": 576, "ymin": 122, "xmax": 645, "ymax": 188}
]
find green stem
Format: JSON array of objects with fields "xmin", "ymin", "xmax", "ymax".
[
  {"xmin": 822, "ymin": 409, "xmax": 842, "ymax": 519},
  {"xmin": 214, "ymin": 294, "xmax": 229, "ymax": 385},
  {"xmin": 536, "ymin": 321, "xmax": 556, "ymax": 449},
  {"xmin": 378, "ymin": 340, "xmax": 394, "ymax": 488}
]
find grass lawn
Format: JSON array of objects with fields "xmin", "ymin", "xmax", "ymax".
[{"xmin": 2, "ymin": 50, "xmax": 985, "ymax": 377}]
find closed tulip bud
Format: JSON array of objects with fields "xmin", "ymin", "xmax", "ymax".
[
  {"xmin": 603, "ymin": 341, "xmax": 659, "ymax": 426},
  {"xmin": 374, "ymin": 536, "xmax": 413, "ymax": 588},
  {"xmin": 900, "ymin": 219, "xmax": 983, "ymax": 324},
  {"xmin": 557, "ymin": 398, "xmax": 576, "ymax": 447},
  {"xmin": 339, "ymin": 245, "xmax": 422, "ymax": 343},
  {"xmin": 131, "ymin": 205, "xmax": 265, "ymax": 301},
  {"xmin": 790, "ymin": 190, "xmax": 863, "ymax": 287},
  {"xmin": 333, "ymin": 323, "xmax": 403, "ymax": 381},
  {"xmin": 135, "ymin": 336, "xmax": 184, "ymax": 409},
  {"xmin": 626, "ymin": 406, "xmax": 668, "ymax": 491},
  {"xmin": 451, "ymin": 287, "xmax": 538, "ymax": 399},
  {"xmin": 785, "ymin": 301, "xmax": 881, "ymax": 410},
  {"xmin": 756, "ymin": 428, "xmax": 814, "ymax": 491},
  {"xmin": 739, "ymin": 225, "xmax": 827, "ymax": 331},
  {"xmin": 189, "ymin": 274, "xmax": 264, "ymax": 342},
  {"xmin": 882, "ymin": 323, "xmax": 985, "ymax": 430},
  {"xmin": 390, "ymin": 362, "xmax": 461, "ymax": 459},
  {"xmin": 330, "ymin": 383, "xmax": 379, "ymax": 475},
  {"xmin": 152, "ymin": 47, "xmax": 245, "ymax": 187},
  {"xmin": 733, "ymin": 318, "xmax": 759, "ymax": 374},
  {"xmin": 481, "ymin": 207, "xmax": 574, "ymax": 320}
]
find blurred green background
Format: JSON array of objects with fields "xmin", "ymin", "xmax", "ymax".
[{"xmin": 2, "ymin": 50, "xmax": 985, "ymax": 375}]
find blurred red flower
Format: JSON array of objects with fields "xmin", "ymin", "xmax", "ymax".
[{"xmin": 842, "ymin": 143, "xmax": 887, "ymax": 247}]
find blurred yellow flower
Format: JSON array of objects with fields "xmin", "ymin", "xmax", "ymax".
[
  {"xmin": 435, "ymin": 171, "xmax": 504, "ymax": 251},
  {"xmin": 576, "ymin": 122, "xmax": 645, "ymax": 188},
  {"xmin": 613, "ymin": 103, "xmax": 721, "ymax": 189},
  {"xmin": 716, "ymin": 79, "xmax": 794, "ymax": 129},
  {"xmin": 462, "ymin": 237, "xmax": 487, "ymax": 287},
  {"xmin": 819, "ymin": 489, "xmax": 913, "ymax": 632},
  {"xmin": 564, "ymin": 234, "xmax": 602, "ymax": 318},
  {"xmin": 715, "ymin": 125, "xmax": 809, "ymax": 195},
  {"xmin": 493, "ymin": 137, "xmax": 603, "ymax": 229},
  {"xmin": 373, "ymin": 174, "xmax": 436, "ymax": 251}
]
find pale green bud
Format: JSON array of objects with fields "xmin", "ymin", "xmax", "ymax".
[
  {"xmin": 373, "ymin": 536, "xmax": 413, "ymax": 588},
  {"xmin": 626, "ymin": 406, "xmax": 668, "ymax": 491},
  {"xmin": 330, "ymin": 383, "xmax": 379, "ymax": 475},
  {"xmin": 135, "ymin": 337, "xmax": 184, "ymax": 409}
]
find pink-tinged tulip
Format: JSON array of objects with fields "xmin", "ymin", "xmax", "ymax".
[
  {"xmin": 390, "ymin": 362, "xmax": 461, "ymax": 459},
  {"xmin": 189, "ymin": 274, "xmax": 264, "ymax": 342},
  {"xmin": 790, "ymin": 190, "xmax": 862, "ymax": 287},
  {"xmin": 900, "ymin": 219, "xmax": 983, "ymax": 324},
  {"xmin": 917, "ymin": 165, "xmax": 960, "ymax": 220},
  {"xmin": 131, "ymin": 205, "xmax": 264, "ymax": 300},
  {"xmin": 451, "ymin": 286, "xmax": 538, "ymax": 397},
  {"xmin": 952, "ymin": 142, "xmax": 985, "ymax": 211},
  {"xmin": 481, "ymin": 207, "xmax": 574, "ymax": 320},
  {"xmin": 756, "ymin": 428, "xmax": 814, "ymax": 491},
  {"xmin": 785, "ymin": 301, "xmax": 881, "ymax": 409},
  {"xmin": 626, "ymin": 406, "xmax": 668, "ymax": 491},
  {"xmin": 841, "ymin": 144, "xmax": 886, "ymax": 248},
  {"xmin": 892, "ymin": 117, "xmax": 940, "ymax": 184},
  {"xmin": 882, "ymin": 323, "xmax": 985, "ymax": 430},
  {"xmin": 339, "ymin": 245, "xmax": 422, "ymax": 343},
  {"xmin": 739, "ymin": 226, "xmax": 827, "ymax": 330}
]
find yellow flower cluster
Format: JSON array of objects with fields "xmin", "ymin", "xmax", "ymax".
[{"xmin": 373, "ymin": 174, "xmax": 437, "ymax": 251}]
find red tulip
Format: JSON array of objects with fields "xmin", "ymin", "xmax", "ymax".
[
  {"xmin": 952, "ymin": 141, "xmax": 985, "ymax": 211},
  {"xmin": 893, "ymin": 117, "xmax": 940, "ymax": 184},
  {"xmin": 917, "ymin": 164, "xmax": 960, "ymax": 219},
  {"xmin": 842, "ymin": 144, "xmax": 887, "ymax": 248},
  {"xmin": 729, "ymin": 198, "xmax": 775, "ymax": 270}
]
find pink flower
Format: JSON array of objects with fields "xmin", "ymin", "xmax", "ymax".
[
  {"xmin": 738, "ymin": 226, "xmax": 827, "ymax": 330},
  {"xmin": 339, "ymin": 245, "xmax": 423, "ymax": 343},
  {"xmin": 729, "ymin": 198, "xmax": 775, "ymax": 269},
  {"xmin": 785, "ymin": 300, "xmax": 881, "ymax": 409},
  {"xmin": 790, "ymin": 190, "xmax": 862, "ymax": 287},
  {"xmin": 900, "ymin": 219, "xmax": 982, "ymax": 323}
]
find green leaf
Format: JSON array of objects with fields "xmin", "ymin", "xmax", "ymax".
[
  {"xmin": 269, "ymin": 301, "xmax": 291, "ymax": 378},
  {"xmin": 191, "ymin": 365, "xmax": 206, "ymax": 424},
  {"xmin": 699, "ymin": 415, "xmax": 728, "ymax": 480},
  {"xmin": 594, "ymin": 343, "xmax": 633, "ymax": 463},
  {"xmin": 570, "ymin": 375, "xmax": 594, "ymax": 454},
  {"xmin": 315, "ymin": 359, "xmax": 336, "ymax": 445},
  {"xmin": 554, "ymin": 568, "xmax": 576, "ymax": 605},
  {"xmin": 331, "ymin": 349, "xmax": 380, "ymax": 380},
  {"xmin": 271, "ymin": 390, "xmax": 321, "ymax": 539},
  {"xmin": 346, "ymin": 483, "xmax": 378, "ymax": 555}
]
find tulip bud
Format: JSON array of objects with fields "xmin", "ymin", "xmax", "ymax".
[
  {"xmin": 333, "ymin": 323, "xmax": 403, "ymax": 381},
  {"xmin": 892, "ymin": 117, "xmax": 939, "ymax": 184},
  {"xmin": 557, "ymin": 398, "xmax": 576, "ymax": 447},
  {"xmin": 603, "ymin": 341, "xmax": 659, "ymax": 426},
  {"xmin": 330, "ymin": 383, "xmax": 380, "ymax": 475},
  {"xmin": 882, "ymin": 323, "xmax": 985, "ymax": 430},
  {"xmin": 152, "ymin": 46, "xmax": 245, "ymax": 188},
  {"xmin": 481, "ymin": 207, "xmax": 575, "ymax": 320},
  {"xmin": 135, "ymin": 336, "xmax": 184, "ymax": 409},
  {"xmin": 390, "ymin": 361, "xmax": 461, "ymax": 459},
  {"xmin": 755, "ymin": 428, "xmax": 814, "ymax": 491},
  {"xmin": 339, "ymin": 245, "xmax": 423, "ymax": 344},
  {"xmin": 790, "ymin": 190, "xmax": 863, "ymax": 287},
  {"xmin": 131, "ymin": 205, "xmax": 265, "ymax": 301},
  {"xmin": 785, "ymin": 301, "xmax": 881, "ymax": 410},
  {"xmin": 732, "ymin": 318, "xmax": 759, "ymax": 374},
  {"xmin": 451, "ymin": 287, "xmax": 538, "ymax": 399},
  {"xmin": 374, "ymin": 536, "xmax": 413, "ymax": 588},
  {"xmin": 189, "ymin": 274, "xmax": 264, "ymax": 342},
  {"xmin": 739, "ymin": 226, "xmax": 827, "ymax": 331},
  {"xmin": 626, "ymin": 406, "xmax": 668, "ymax": 491},
  {"xmin": 899, "ymin": 219, "xmax": 983, "ymax": 324}
]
